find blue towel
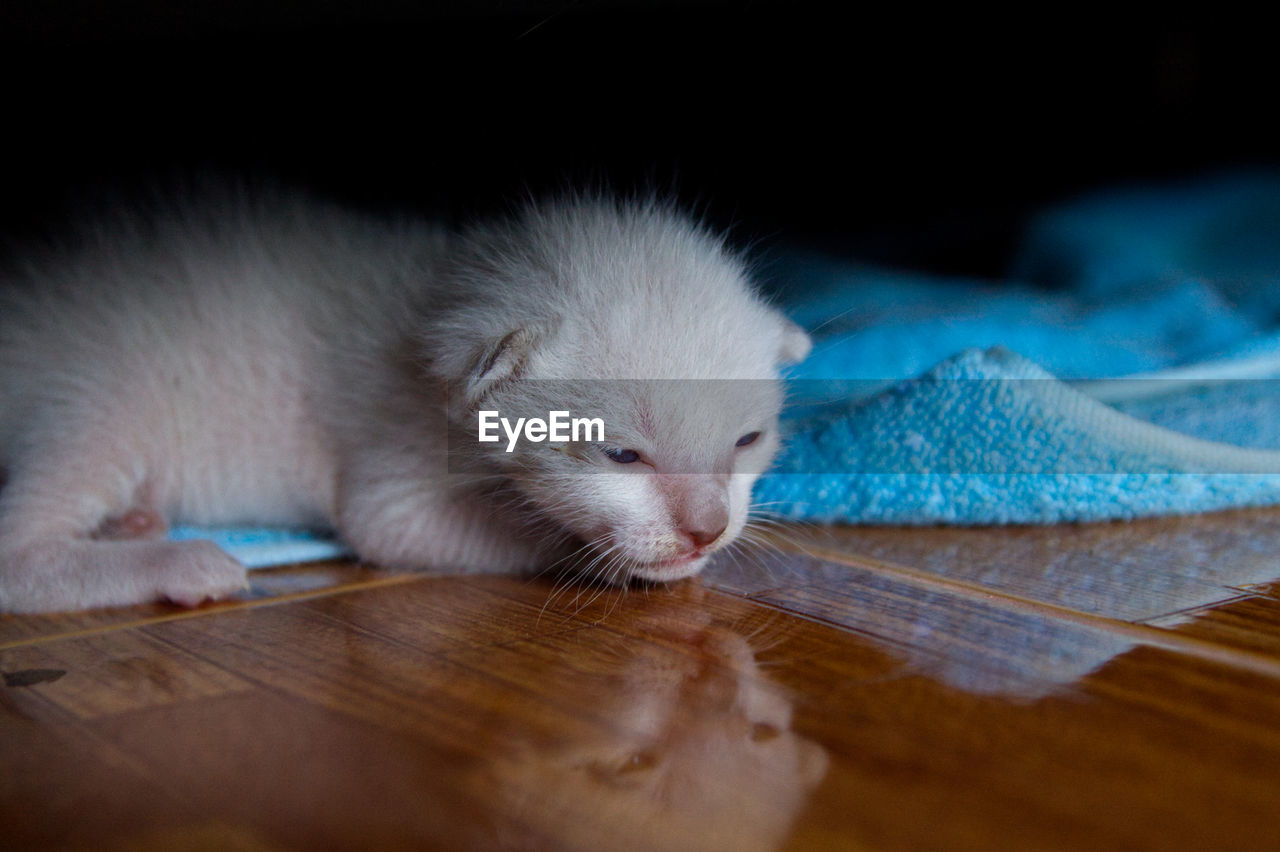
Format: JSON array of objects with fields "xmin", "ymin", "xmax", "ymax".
[
  {"xmin": 755, "ymin": 170, "xmax": 1280, "ymax": 523},
  {"xmin": 182, "ymin": 171, "xmax": 1280, "ymax": 566},
  {"xmin": 168, "ymin": 525, "xmax": 351, "ymax": 568}
]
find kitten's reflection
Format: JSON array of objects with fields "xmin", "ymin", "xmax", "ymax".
[{"xmin": 462, "ymin": 587, "xmax": 829, "ymax": 852}]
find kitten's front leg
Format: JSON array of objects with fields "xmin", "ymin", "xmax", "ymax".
[
  {"xmin": 1, "ymin": 538, "xmax": 248, "ymax": 613},
  {"xmin": 335, "ymin": 461, "xmax": 561, "ymax": 574},
  {"xmin": 0, "ymin": 458, "xmax": 247, "ymax": 613}
]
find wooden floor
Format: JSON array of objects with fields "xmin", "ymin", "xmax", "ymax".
[{"xmin": 5, "ymin": 511, "xmax": 1280, "ymax": 850}]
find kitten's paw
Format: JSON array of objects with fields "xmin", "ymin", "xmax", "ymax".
[{"xmin": 153, "ymin": 540, "xmax": 249, "ymax": 607}]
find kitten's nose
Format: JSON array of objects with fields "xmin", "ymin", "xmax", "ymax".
[
  {"xmin": 666, "ymin": 475, "xmax": 729, "ymax": 550},
  {"xmin": 683, "ymin": 524, "xmax": 727, "ymax": 548}
]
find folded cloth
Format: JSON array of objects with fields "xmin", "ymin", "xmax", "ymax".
[
  {"xmin": 167, "ymin": 526, "xmax": 351, "ymax": 569},
  {"xmin": 756, "ymin": 170, "xmax": 1280, "ymax": 524},
  {"xmin": 756, "ymin": 347, "xmax": 1280, "ymax": 524}
]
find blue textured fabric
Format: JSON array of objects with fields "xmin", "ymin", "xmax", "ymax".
[
  {"xmin": 757, "ymin": 347, "xmax": 1280, "ymax": 524},
  {"xmin": 168, "ymin": 526, "xmax": 351, "ymax": 569},
  {"xmin": 756, "ymin": 171, "xmax": 1280, "ymax": 523}
]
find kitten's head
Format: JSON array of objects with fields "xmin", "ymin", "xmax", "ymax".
[{"xmin": 431, "ymin": 198, "xmax": 810, "ymax": 583}]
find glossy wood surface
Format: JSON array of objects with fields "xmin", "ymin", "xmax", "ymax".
[{"xmin": 5, "ymin": 510, "xmax": 1280, "ymax": 850}]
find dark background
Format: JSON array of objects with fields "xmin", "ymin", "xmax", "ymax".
[{"xmin": 3, "ymin": 3, "xmax": 1277, "ymax": 278}]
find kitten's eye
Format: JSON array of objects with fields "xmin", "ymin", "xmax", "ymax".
[
  {"xmin": 735, "ymin": 431, "xmax": 761, "ymax": 448},
  {"xmin": 603, "ymin": 447, "xmax": 641, "ymax": 464}
]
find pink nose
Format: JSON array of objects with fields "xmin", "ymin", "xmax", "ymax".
[
  {"xmin": 666, "ymin": 475, "xmax": 730, "ymax": 551},
  {"xmin": 682, "ymin": 523, "xmax": 727, "ymax": 549}
]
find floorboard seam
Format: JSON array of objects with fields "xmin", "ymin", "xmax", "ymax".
[{"xmin": 0, "ymin": 572, "xmax": 429, "ymax": 651}]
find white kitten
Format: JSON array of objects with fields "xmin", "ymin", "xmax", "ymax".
[{"xmin": 0, "ymin": 189, "xmax": 809, "ymax": 613}]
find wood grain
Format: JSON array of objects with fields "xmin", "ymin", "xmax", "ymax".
[
  {"xmin": 4, "ymin": 511, "xmax": 1280, "ymax": 850},
  {"xmin": 795, "ymin": 508, "xmax": 1280, "ymax": 619}
]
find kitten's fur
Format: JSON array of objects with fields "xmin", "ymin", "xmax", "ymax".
[{"xmin": 0, "ymin": 189, "xmax": 809, "ymax": 613}]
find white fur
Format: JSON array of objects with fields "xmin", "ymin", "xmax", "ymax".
[{"xmin": 0, "ymin": 189, "xmax": 809, "ymax": 612}]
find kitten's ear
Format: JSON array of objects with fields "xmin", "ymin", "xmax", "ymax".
[
  {"xmin": 464, "ymin": 326, "xmax": 541, "ymax": 407},
  {"xmin": 776, "ymin": 316, "xmax": 812, "ymax": 365}
]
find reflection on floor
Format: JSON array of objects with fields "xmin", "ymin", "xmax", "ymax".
[{"xmin": 4, "ymin": 509, "xmax": 1280, "ymax": 850}]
